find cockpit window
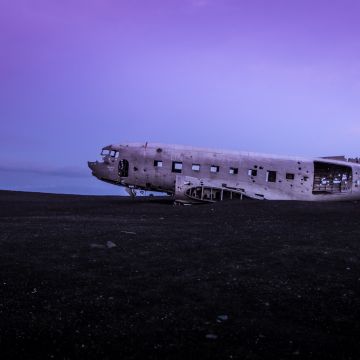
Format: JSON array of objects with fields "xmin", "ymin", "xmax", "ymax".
[
  {"xmin": 101, "ymin": 149, "xmax": 119, "ymax": 158},
  {"xmin": 101, "ymin": 149, "xmax": 110, "ymax": 156}
]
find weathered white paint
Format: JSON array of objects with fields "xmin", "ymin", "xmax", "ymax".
[{"xmin": 88, "ymin": 143, "xmax": 360, "ymax": 202}]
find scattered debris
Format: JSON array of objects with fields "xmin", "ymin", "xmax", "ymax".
[{"xmin": 121, "ymin": 231, "xmax": 137, "ymax": 235}]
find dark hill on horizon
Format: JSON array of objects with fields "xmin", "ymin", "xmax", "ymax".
[{"xmin": 0, "ymin": 190, "xmax": 360, "ymax": 359}]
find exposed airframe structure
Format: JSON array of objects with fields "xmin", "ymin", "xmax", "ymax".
[{"xmin": 88, "ymin": 142, "xmax": 360, "ymax": 203}]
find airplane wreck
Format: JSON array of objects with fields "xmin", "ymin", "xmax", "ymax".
[{"xmin": 88, "ymin": 143, "xmax": 360, "ymax": 202}]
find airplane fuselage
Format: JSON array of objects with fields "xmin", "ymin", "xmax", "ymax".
[{"xmin": 88, "ymin": 143, "xmax": 360, "ymax": 202}]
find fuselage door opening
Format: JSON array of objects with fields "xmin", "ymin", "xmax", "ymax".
[{"xmin": 119, "ymin": 159, "xmax": 129, "ymax": 177}]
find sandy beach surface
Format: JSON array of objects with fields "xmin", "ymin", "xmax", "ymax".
[{"xmin": 0, "ymin": 190, "xmax": 359, "ymax": 359}]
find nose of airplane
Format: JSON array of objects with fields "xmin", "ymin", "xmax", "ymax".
[
  {"xmin": 88, "ymin": 161, "xmax": 97, "ymax": 173},
  {"xmin": 88, "ymin": 160, "xmax": 117, "ymax": 183}
]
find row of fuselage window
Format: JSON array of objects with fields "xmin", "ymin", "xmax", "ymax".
[{"xmin": 153, "ymin": 160, "xmax": 297, "ymax": 183}]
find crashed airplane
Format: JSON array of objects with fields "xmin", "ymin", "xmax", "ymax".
[{"xmin": 88, "ymin": 142, "xmax": 360, "ymax": 203}]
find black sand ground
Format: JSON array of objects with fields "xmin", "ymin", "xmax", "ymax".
[{"xmin": 0, "ymin": 190, "xmax": 360, "ymax": 359}]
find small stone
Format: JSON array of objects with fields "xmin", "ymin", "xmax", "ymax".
[
  {"xmin": 217, "ymin": 315, "xmax": 229, "ymax": 322},
  {"xmin": 106, "ymin": 241, "xmax": 117, "ymax": 249},
  {"xmin": 90, "ymin": 243, "xmax": 105, "ymax": 249},
  {"xmin": 206, "ymin": 334, "xmax": 218, "ymax": 340}
]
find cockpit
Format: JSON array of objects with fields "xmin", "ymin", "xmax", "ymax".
[
  {"xmin": 88, "ymin": 145, "xmax": 129, "ymax": 183},
  {"xmin": 99, "ymin": 146, "xmax": 129, "ymax": 178}
]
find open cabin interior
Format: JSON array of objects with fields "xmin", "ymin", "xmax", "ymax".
[{"xmin": 313, "ymin": 161, "xmax": 352, "ymax": 194}]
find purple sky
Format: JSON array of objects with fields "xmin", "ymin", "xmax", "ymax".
[{"xmin": 1, "ymin": 0, "xmax": 360, "ymax": 194}]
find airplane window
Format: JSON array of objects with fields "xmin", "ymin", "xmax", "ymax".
[
  {"xmin": 172, "ymin": 161, "xmax": 183, "ymax": 173},
  {"xmin": 267, "ymin": 171, "xmax": 277, "ymax": 182},
  {"xmin": 229, "ymin": 167, "xmax": 238, "ymax": 175},
  {"xmin": 210, "ymin": 165, "xmax": 219, "ymax": 173},
  {"xmin": 286, "ymin": 173, "xmax": 295, "ymax": 180},
  {"xmin": 101, "ymin": 149, "xmax": 111, "ymax": 156},
  {"xmin": 192, "ymin": 164, "xmax": 200, "ymax": 171},
  {"xmin": 110, "ymin": 150, "xmax": 119, "ymax": 158},
  {"xmin": 154, "ymin": 160, "xmax": 163, "ymax": 167}
]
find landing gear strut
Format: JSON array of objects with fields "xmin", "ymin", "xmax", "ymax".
[{"xmin": 124, "ymin": 187, "xmax": 136, "ymax": 197}]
